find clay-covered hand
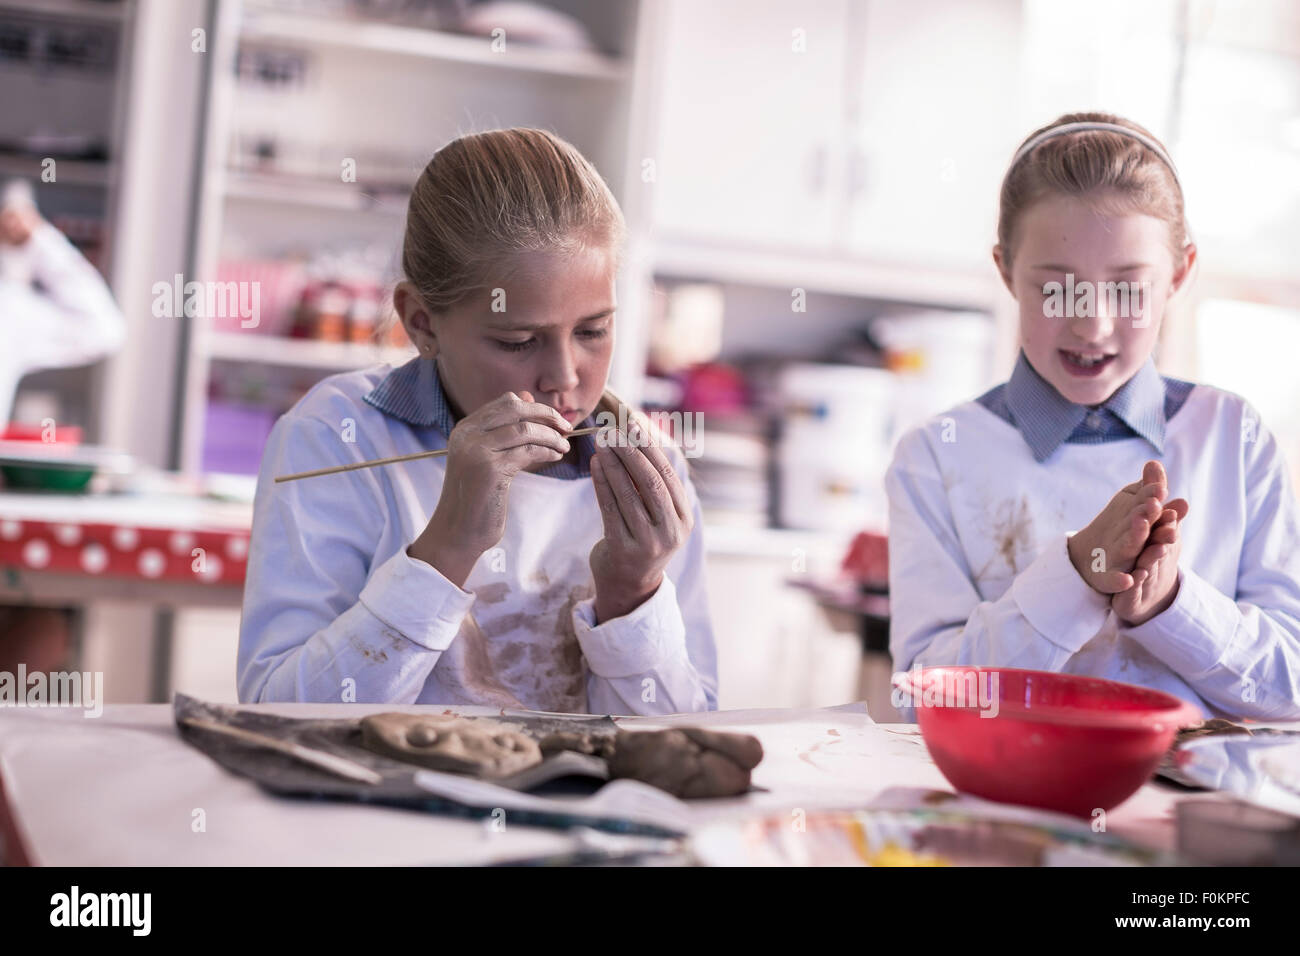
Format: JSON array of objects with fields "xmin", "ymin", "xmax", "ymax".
[
  {"xmin": 408, "ymin": 389, "xmax": 573, "ymax": 585},
  {"xmin": 609, "ymin": 727, "xmax": 763, "ymax": 798},
  {"xmin": 1068, "ymin": 459, "xmax": 1172, "ymax": 594},
  {"xmin": 588, "ymin": 423, "xmax": 694, "ymax": 623},
  {"xmin": 1112, "ymin": 497, "xmax": 1189, "ymax": 625}
]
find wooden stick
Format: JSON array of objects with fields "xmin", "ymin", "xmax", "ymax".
[{"xmin": 274, "ymin": 425, "xmax": 603, "ymax": 483}]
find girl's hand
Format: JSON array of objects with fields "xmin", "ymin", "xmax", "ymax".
[
  {"xmin": 588, "ymin": 426, "xmax": 693, "ymax": 624},
  {"xmin": 1068, "ymin": 460, "xmax": 1169, "ymax": 593},
  {"xmin": 409, "ymin": 389, "xmax": 572, "ymax": 584},
  {"xmin": 1112, "ymin": 499, "xmax": 1190, "ymax": 625}
]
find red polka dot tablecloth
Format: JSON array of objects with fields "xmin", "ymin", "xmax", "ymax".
[{"xmin": 0, "ymin": 517, "xmax": 249, "ymax": 587}]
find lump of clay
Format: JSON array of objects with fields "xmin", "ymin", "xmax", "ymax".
[
  {"xmin": 1176, "ymin": 717, "xmax": 1252, "ymax": 743},
  {"xmin": 538, "ymin": 731, "xmax": 617, "ymax": 760},
  {"xmin": 609, "ymin": 728, "xmax": 763, "ymax": 798},
  {"xmin": 359, "ymin": 713, "xmax": 541, "ymax": 778}
]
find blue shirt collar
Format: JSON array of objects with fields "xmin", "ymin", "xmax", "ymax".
[
  {"xmin": 1004, "ymin": 349, "xmax": 1167, "ymax": 462},
  {"xmin": 363, "ymin": 355, "xmax": 447, "ymax": 430},
  {"xmin": 362, "ymin": 357, "xmax": 596, "ymax": 478}
]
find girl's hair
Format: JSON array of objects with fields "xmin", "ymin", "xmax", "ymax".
[
  {"xmin": 394, "ymin": 127, "xmax": 640, "ymax": 429},
  {"xmin": 401, "ymin": 126, "xmax": 625, "ymax": 313},
  {"xmin": 997, "ymin": 111, "xmax": 1188, "ymax": 268}
]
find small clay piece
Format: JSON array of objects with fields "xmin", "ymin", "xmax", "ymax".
[
  {"xmin": 1176, "ymin": 718, "xmax": 1252, "ymax": 744},
  {"xmin": 538, "ymin": 731, "xmax": 617, "ymax": 760},
  {"xmin": 608, "ymin": 727, "xmax": 763, "ymax": 798},
  {"xmin": 359, "ymin": 713, "xmax": 541, "ymax": 777}
]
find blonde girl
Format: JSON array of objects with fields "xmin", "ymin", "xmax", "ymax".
[{"xmin": 239, "ymin": 129, "xmax": 717, "ymax": 714}]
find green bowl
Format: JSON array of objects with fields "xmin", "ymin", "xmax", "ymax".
[{"xmin": 0, "ymin": 463, "xmax": 96, "ymax": 492}]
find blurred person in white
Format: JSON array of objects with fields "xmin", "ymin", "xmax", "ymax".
[
  {"xmin": 0, "ymin": 180, "xmax": 125, "ymax": 423},
  {"xmin": 0, "ymin": 179, "xmax": 125, "ymax": 678}
]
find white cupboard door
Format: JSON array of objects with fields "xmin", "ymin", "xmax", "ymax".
[
  {"xmin": 651, "ymin": 0, "xmax": 850, "ymax": 249},
  {"xmin": 847, "ymin": 0, "xmax": 1023, "ymax": 269}
]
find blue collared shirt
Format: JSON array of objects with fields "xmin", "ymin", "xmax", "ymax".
[
  {"xmin": 976, "ymin": 349, "xmax": 1195, "ymax": 463},
  {"xmin": 885, "ymin": 354, "xmax": 1300, "ymax": 720},
  {"xmin": 362, "ymin": 356, "xmax": 598, "ymax": 479}
]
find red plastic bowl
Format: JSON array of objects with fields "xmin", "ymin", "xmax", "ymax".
[{"xmin": 896, "ymin": 667, "xmax": 1203, "ymax": 818}]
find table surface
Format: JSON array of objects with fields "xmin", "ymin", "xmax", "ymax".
[{"xmin": 0, "ymin": 700, "xmax": 1245, "ymax": 866}]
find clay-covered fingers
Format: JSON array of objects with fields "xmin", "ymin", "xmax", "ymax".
[
  {"xmin": 1118, "ymin": 480, "xmax": 1168, "ymax": 550},
  {"xmin": 604, "ymin": 428, "xmax": 685, "ymax": 527},
  {"xmin": 589, "ymin": 452, "xmax": 632, "ymax": 541},
  {"xmin": 1147, "ymin": 516, "xmax": 1179, "ymax": 547},
  {"xmin": 633, "ymin": 435, "xmax": 692, "ymax": 525},
  {"xmin": 593, "ymin": 441, "xmax": 655, "ymax": 533},
  {"xmin": 488, "ymin": 418, "xmax": 570, "ymax": 457},
  {"xmin": 1117, "ymin": 460, "xmax": 1168, "ymax": 509},
  {"xmin": 1132, "ymin": 477, "xmax": 1168, "ymax": 516},
  {"xmin": 1129, "ymin": 461, "xmax": 1170, "ymax": 526},
  {"xmin": 1128, "ymin": 499, "xmax": 1187, "ymax": 590},
  {"xmin": 1129, "ymin": 538, "xmax": 1174, "ymax": 588},
  {"xmin": 1146, "ymin": 498, "xmax": 1185, "ymax": 542},
  {"xmin": 1094, "ymin": 567, "xmax": 1139, "ymax": 594},
  {"xmin": 465, "ymin": 390, "xmax": 573, "ymax": 464},
  {"xmin": 477, "ymin": 390, "xmax": 571, "ymax": 435}
]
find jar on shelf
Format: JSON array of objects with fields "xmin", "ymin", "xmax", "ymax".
[
  {"xmin": 314, "ymin": 282, "xmax": 351, "ymax": 342},
  {"xmin": 289, "ymin": 282, "xmax": 320, "ymax": 339},
  {"xmin": 347, "ymin": 283, "xmax": 379, "ymax": 343}
]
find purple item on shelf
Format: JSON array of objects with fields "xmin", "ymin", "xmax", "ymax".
[{"xmin": 202, "ymin": 401, "xmax": 277, "ymax": 475}]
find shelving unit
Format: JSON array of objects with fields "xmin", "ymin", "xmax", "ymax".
[
  {"xmin": 179, "ymin": 0, "xmax": 653, "ymax": 476},
  {"xmin": 222, "ymin": 171, "xmax": 408, "ymax": 214},
  {"xmin": 207, "ymin": 330, "xmax": 413, "ymax": 370},
  {"xmin": 238, "ymin": 8, "xmax": 631, "ymax": 81},
  {"xmin": 0, "ymin": 153, "xmax": 116, "ymax": 189}
]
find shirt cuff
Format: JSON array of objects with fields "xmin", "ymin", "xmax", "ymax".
[
  {"xmin": 357, "ymin": 548, "xmax": 476, "ymax": 652},
  {"xmin": 1011, "ymin": 532, "xmax": 1112, "ymax": 653},
  {"xmin": 1123, "ymin": 568, "xmax": 1233, "ymax": 680},
  {"xmin": 572, "ymin": 575, "xmax": 686, "ymax": 678}
]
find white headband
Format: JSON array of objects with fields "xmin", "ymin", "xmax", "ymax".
[{"xmin": 1006, "ymin": 121, "xmax": 1181, "ymax": 188}]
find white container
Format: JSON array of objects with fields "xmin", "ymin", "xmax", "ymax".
[
  {"xmin": 870, "ymin": 311, "xmax": 995, "ymax": 436},
  {"xmin": 776, "ymin": 363, "xmax": 896, "ymax": 532}
]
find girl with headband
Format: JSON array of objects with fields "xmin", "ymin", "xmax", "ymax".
[{"xmin": 886, "ymin": 111, "xmax": 1300, "ymax": 719}]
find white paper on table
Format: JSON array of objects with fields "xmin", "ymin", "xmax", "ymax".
[{"xmin": 412, "ymin": 770, "xmax": 695, "ymax": 834}]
